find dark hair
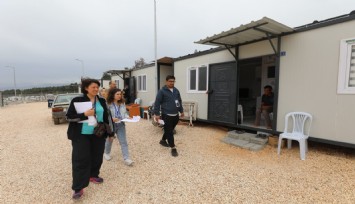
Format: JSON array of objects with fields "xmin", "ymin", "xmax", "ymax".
[
  {"xmin": 166, "ymin": 75, "xmax": 175, "ymax": 81},
  {"xmin": 81, "ymin": 78, "xmax": 100, "ymax": 94},
  {"xmin": 107, "ymin": 88, "xmax": 125, "ymax": 105},
  {"xmin": 264, "ymin": 85, "xmax": 272, "ymax": 90}
]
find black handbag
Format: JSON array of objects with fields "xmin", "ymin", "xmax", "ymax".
[
  {"xmin": 94, "ymin": 122, "xmax": 110, "ymax": 138},
  {"xmin": 93, "ymin": 96, "xmax": 112, "ymax": 138}
]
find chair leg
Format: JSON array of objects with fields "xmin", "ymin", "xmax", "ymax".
[
  {"xmin": 305, "ymin": 139, "xmax": 308, "ymax": 153},
  {"xmin": 299, "ymin": 139, "xmax": 306, "ymax": 160},
  {"xmin": 277, "ymin": 137, "xmax": 282, "ymax": 155},
  {"xmin": 287, "ymin": 139, "xmax": 292, "ymax": 149}
]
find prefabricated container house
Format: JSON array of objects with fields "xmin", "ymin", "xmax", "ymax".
[
  {"xmin": 102, "ymin": 57, "xmax": 174, "ymax": 107},
  {"xmin": 130, "ymin": 57, "xmax": 174, "ymax": 106},
  {"xmin": 173, "ymin": 12, "xmax": 355, "ymax": 147}
]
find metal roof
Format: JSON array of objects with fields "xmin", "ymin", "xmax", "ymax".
[{"xmin": 195, "ymin": 17, "xmax": 294, "ymax": 46}]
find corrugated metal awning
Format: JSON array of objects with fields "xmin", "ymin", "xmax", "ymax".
[{"xmin": 195, "ymin": 17, "xmax": 294, "ymax": 46}]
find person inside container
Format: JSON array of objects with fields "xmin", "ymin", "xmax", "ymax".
[{"xmin": 254, "ymin": 85, "xmax": 274, "ymax": 129}]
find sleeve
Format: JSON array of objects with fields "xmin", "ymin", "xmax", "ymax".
[
  {"xmin": 108, "ymin": 104, "xmax": 116, "ymax": 118},
  {"xmin": 154, "ymin": 90, "xmax": 163, "ymax": 116},
  {"xmin": 178, "ymin": 90, "xmax": 184, "ymax": 113},
  {"xmin": 66, "ymin": 97, "xmax": 88, "ymax": 122},
  {"xmin": 102, "ymin": 100, "xmax": 115, "ymax": 137},
  {"xmin": 122, "ymin": 104, "xmax": 130, "ymax": 119}
]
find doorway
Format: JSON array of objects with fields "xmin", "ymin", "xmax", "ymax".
[{"xmin": 238, "ymin": 55, "xmax": 276, "ymax": 129}]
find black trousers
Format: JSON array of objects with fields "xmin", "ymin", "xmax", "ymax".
[
  {"xmin": 162, "ymin": 114, "xmax": 179, "ymax": 148},
  {"xmin": 71, "ymin": 134, "xmax": 106, "ymax": 190}
]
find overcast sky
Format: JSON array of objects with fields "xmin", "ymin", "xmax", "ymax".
[{"xmin": 0, "ymin": 0, "xmax": 354, "ymax": 90}]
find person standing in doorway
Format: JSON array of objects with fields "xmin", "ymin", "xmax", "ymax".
[
  {"xmin": 154, "ymin": 75, "xmax": 184, "ymax": 157},
  {"xmin": 109, "ymin": 80, "xmax": 117, "ymax": 90},
  {"xmin": 254, "ymin": 85, "xmax": 274, "ymax": 129},
  {"xmin": 123, "ymin": 84, "xmax": 130, "ymax": 104}
]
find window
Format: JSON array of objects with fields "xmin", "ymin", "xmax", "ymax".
[
  {"xmin": 188, "ymin": 65, "xmax": 208, "ymax": 92},
  {"xmin": 137, "ymin": 75, "xmax": 147, "ymax": 91},
  {"xmin": 337, "ymin": 37, "xmax": 355, "ymax": 94}
]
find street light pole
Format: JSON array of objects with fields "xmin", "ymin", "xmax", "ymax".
[
  {"xmin": 154, "ymin": 0, "xmax": 158, "ymax": 96},
  {"xmin": 75, "ymin": 59, "xmax": 85, "ymax": 78},
  {"xmin": 5, "ymin": 66, "xmax": 17, "ymax": 97}
]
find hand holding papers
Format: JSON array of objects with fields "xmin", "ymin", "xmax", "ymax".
[
  {"xmin": 158, "ymin": 119, "xmax": 164, "ymax": 125},
  {"xmin": 120, "ymin": 116, "xmax": 141, "ymax": 123},
  {"xmin": 74, "ymin": 102, "xmax": 97, "ymax": 126}
]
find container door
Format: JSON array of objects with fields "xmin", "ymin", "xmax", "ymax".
[{"xmin": 208, "ymin": 62, "xmax": 237, "ymax": 124}]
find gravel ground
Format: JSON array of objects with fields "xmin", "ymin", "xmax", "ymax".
[{"xmin": 0, "ymin": 102, "xmax": 354, "ymax": 204}]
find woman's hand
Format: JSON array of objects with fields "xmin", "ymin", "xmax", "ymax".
[
  {"xmin": 108, "ymin": 136, "xmax": 114, "ymax": 142},
  {"xmin": 84, "ymin": 108, "xmax": 95, "ymax": 116},
  {"xmin": 113, "ymin": 118, "xmax": 120, "ymax": 123}
]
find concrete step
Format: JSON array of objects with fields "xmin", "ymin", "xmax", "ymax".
[{"xmin": 222, "ymin": 130, "xmax": 268, "ymax": 151}]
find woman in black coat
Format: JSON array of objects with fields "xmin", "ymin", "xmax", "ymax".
[{"xmin": 66, "ymin": 78, "xmax": 114, "ymax": 200}]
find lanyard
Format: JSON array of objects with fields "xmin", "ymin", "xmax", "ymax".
[{"xmin": 113, "ymin": 103, "xmax": 122, "ymax": 119}]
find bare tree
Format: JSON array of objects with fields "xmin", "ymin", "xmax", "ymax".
[{"xmin": 132, "ymin": 57, "xmax": 146, "ymax": 68}]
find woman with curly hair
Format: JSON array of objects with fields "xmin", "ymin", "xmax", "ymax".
[{"xmin": 104, "ymin": 88, "xmax": 134, "ymax": 166}]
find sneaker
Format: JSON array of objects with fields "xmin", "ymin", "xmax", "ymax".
[
  {"xmin": 72, "ymin": 189, "xmax": 83, "ymax": 200},
  {"xmin": 124, "ymin": 159, "xmax": 134, "ymax": 166},
  {"xmin": 159, "ymin": 140, "xmax": 169, "ymax": 147},
  {"xmin": 89, "ymin": 177, "xmax": 104, "ymax": 184},
  {"xmin": 171, "ymin": 148, "xmax": 178, "ymax": 157},
  {"xmin": 103, "ymin": 153, "xmax": 111, "ymax": 161}
]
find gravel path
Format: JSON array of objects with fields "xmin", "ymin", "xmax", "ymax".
[{"xmin": 0, "ymin": 102, "xmax": 354, "ymax": 203}]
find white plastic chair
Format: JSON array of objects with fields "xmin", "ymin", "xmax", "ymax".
[{"xmin": 277, "ymin": 112, "xmax": 313, "ymax": 160}]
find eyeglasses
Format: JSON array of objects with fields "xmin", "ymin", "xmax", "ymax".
[{"xmin": 168, "ymin": 80, "xmax": 175, "ymax": 83}]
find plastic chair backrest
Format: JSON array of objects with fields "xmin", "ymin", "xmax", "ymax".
[
  {"xmin": 134, "ymin": 98, "xmax": 141, "ymax": 105},
  {"xmin": 284, "ymin": 112, "xmax": 312, "ymax": 137}
]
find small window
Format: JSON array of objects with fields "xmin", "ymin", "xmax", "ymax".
[
  {"xmin": 337, "ymin": 37, "xmax": 355, "ymax": 94},
  {"xmin": 189, "ymin": 69, "xmax": 196, "ymax": 90},
  {"xmin": 137, "ymin": 75, "xmax": 147, "ymax": 91},
  {"xmin": 188, "ymin": 65, "xmax": 208, "ymax": 92}
]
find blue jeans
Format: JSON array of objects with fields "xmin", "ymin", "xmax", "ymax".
[{"xmin": 104, "ymin": 122, "xmax": 130, "ymax": 160}]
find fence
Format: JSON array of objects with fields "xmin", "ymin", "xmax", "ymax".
[{"xmin": 0, "ymin": 92, "xmax": 75, "ymax": 106}]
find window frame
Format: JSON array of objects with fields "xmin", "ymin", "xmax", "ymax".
[
  {"xmin": 187, "ymin": 64, "xmax": 208, "ymax": 93},
  {"xmin": 337, "ymin": 37, "xmax": 355, "ymax": 94},
  {"xmin": 137, "ymin": 74, "xmax": 147, "ymax": 92}
]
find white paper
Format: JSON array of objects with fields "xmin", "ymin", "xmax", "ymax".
[
  {"xmin": 74, "ymin": 102, "xmax": 96, "ymax": 125},
  {"xmin": 121, "ymin": 116, "xmax": 141, "ymax": 123},
  {"xmin": 158, "ymin": 119, "xmax": 164, "ymax": 125}
]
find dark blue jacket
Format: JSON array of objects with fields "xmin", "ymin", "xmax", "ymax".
[{"xmin": 154, "ymin": 85, "xmax": 183, "ymax": 116}]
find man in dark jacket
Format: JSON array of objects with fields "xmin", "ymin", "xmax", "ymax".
[{"xmin": 154, "ymin": 75, "xmax": 184, "ymax": 157}]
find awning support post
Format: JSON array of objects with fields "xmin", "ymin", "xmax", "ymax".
[{"xmin": 225, "ymin": 45, "xmax": 238, "ymax": 61}]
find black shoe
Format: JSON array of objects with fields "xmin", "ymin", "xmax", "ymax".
[
  {"xmin": 159, "ymin": 140, "xmax": 169, "ymax": 147},
  {"xmin": 171, "ymin": 148, "xmax": 178, "ymax": 157}
]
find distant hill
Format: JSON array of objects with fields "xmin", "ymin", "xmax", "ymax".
[{"xmin": 1, "ymin": 83, "xmax": 80, "ymax": 96}]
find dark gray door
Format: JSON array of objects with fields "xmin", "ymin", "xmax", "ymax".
[
  {"xmin": 129, "ymin": 77, "xmax": 136, "ymax": 103},
  {"xmin": 208, "ymin": 62, "xmax": 237, "ymax": 124}
]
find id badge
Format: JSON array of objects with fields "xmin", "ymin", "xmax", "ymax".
[{"xmin": 175, "ymin": 100, "xmax": 180, "ymax": 107}]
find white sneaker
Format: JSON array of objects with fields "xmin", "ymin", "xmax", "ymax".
[
  {"xmin": 104, "ymin": 153, "xmax": 112, "ymax": 161},
  {"xmin": 124, "ymin": 159, "xmax": 134, "ymax": 166}
]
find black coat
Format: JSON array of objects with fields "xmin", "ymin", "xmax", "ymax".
[{"xmin": 66, "ymin": 94, "xmax": 113, "ymax": 141}]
